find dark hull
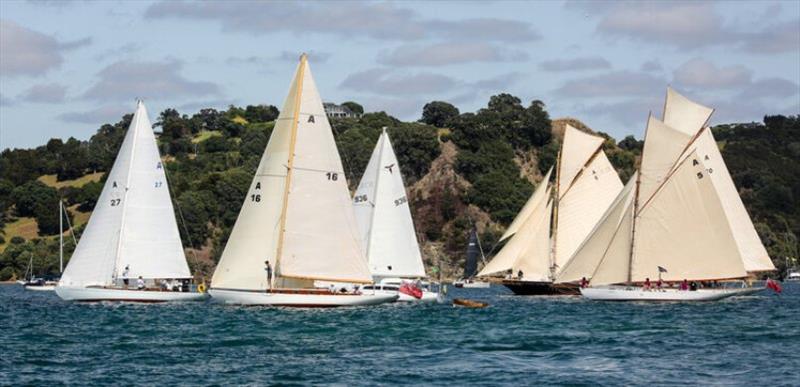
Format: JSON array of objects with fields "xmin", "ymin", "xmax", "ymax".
[{"xmin": 502, "ymin": 280, "xmax": 580, "ymax": 295}]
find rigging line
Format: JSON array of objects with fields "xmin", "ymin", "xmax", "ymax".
[
  {"xmin": 161, "ymin": 156, "xmax": 200, "ymax": 267},
  {"xmin": 60, "ymin": 199, "xmax": 78, "ymax": 245}
]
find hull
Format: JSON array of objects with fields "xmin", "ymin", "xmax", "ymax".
[
  {"xmin": 398, "ymin": 289, "xmax": 439, "ymax": 302},
  {"xmin": 502, "ymin": 280, "xmax": 580, "ymax": 295},
  {"xmin": 581, "ymin": 286, "xmax": 764, "ymax": 301},
  {"xmin": 208, "ymin": 288, "xmax": 398, "ymax": 307},
  {"xmin": 24, "ymin": 284, "xmax": 56, "ymax": 291},
  {"xmin": 55, "ymin": 286, "xmax": 207, "ymax": 302},
  {"xmin": 452, "ymin": 298, "xmax": 489, "ymax": 308},
  {"xmin": 453, "ymin": 280, "xmax": 490, "ymax": 289}
]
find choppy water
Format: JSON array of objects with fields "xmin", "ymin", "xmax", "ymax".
[{"xmin": 1, "ymin": 283, "xmax": 798, "ymax": 386}]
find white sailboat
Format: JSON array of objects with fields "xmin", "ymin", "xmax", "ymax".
[
  {"xmin": 23, "ymin": 200, "xmax": 73, "ymax": 291},
  {"xmin": 352, "ymin": 129, "xmax": 439, "ymax": 302},
  {"xmin": 478, "ymin": 125, "xmax": 624, "ymax": 295},
  {"xmin": 567, "ymin": 88, "xmax": 769, "ymax": 301},
  {"xmin": 55, "ymin": 101, "xmax": 204, "ymax": 302},
  {"xmin": 208, "ymin": 54, "xmax": 397, "ymax": 307}
]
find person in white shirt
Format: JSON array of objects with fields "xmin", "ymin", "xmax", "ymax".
[
  {"xmin": 136, "ymin": 276, "xmax": 145, "ymax": 290},
  {"xmin": 122, "ymin": 265, "xmax": 130, "ymax": 287}
]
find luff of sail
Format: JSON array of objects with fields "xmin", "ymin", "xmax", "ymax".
[
  {"xmin": 211, "ymin": 54, "xmax": 372, "ymax": 291},
  {"xmin": 353, "ymin": 130, "xmax": 426, "ymax": 279},
  {"xmin": 59, "ymin": 101, "xmax": 190, "ymax": 287}
]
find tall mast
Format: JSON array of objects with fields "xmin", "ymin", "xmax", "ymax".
[
  {"xmin": 627, "ymin": 114, "xmax": 653, "ymax": 284},
  {"xmin": 274, "ymin": 54, "xmax": 307, "ymax": 277}
]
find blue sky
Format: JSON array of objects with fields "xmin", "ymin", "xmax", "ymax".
[{"xmin": 1, "ymin": 0, "xmax": 798, "ymax": 149}]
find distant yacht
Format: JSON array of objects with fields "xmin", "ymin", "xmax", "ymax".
[
  {"xmin": 478, "ymin": 125, "xmax": 623, "ymax": 295},
  {"xmin": 453, "ymin": 227, "xmax": 490, "ymax": 289},
  {"xmin": 55, "ymin": 101, "xmax": 205, "ymax": 302},
  {"xmin": 564, "ymin": 88, "xmax": 774, "ymax": 301},
  {"xmin": 208, "ymin": 54, "xmax": 397, "ymax": 307},
  {"xmin": 23, "ymin": 200, "xmax": 74, "ymax": 292},
  {"xmin": 353, "ymin": 128, "xmax": 440, "ymax": 302}
]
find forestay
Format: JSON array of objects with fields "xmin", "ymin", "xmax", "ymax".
[{"xmin": 353, "ymin": 129, "xmax": 425, "ymax": 279}]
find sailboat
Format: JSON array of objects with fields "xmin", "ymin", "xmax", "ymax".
[
  {"xmin": 352, "ymin": 128, "xmax": 439, "ymax": 302},
  {"xmin": 453, "ymin": 227, "xmax": 490, "ymax": 288},
  {"xmin": 562, "ymin": 88, "xmax": 772, "ymax": 301},
  {"xmin": 23, "ymin": 200, "xmax": 73, "ymax": 291},
  {"xmin": 55, "ymin": 101, "xmax": 205, "ymax": 302},
  {"xmin": 477, "ymin": 125, "xmax": 624, "ymax": 295},
  {"xmin": 207, "ymin": 54, "xmax": 397, "ymax": 307}
]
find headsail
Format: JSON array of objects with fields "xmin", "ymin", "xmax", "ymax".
[
  {"xmin": 353, "ymin": 129, "xmax": 425, "ymax": 279},
  {"xmin": 499, "ymin": 167, "xmax": 552, "ymax": 242},
  {"xmin": 60, "ymin": 101, "xmax": 190, "ymax": 287},
  {"xmin": 212, "ymin": 54, "xmax": 372, "ymax": 290}
]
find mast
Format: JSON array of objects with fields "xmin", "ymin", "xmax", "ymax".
[
  {"xmin": 364, "ymin": 129, "xmax": 387, "ymax": 262},
  {"xmin": 111, "ymin": 100, "xmax": 141, "ymax": 281},
  {"xmin": 274, "ymin": 54, "xmax": 306, "ymax": 279},
  {"xmin": 550, "ymin": 148, "xmax": 562, "ymax": 279},
  {"xmin": 59, "ymin": 200, "xmax": 63, "ymax": 273},
  {"xmin": 627, "ymin": 113, "xmax": 652, "ymax": 284}
]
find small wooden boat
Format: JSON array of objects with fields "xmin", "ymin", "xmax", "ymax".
[{"xmin": 452, "ymin": 298, "xmax": 489, "ymax": 308}]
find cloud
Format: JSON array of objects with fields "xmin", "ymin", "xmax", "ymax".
[
  {"xmin": 738, "ymin": 78, "xmax": 800, "ymax": 99},
  {"xmin": 58, "ymin": 105, "xmax": 129, "ymax": 124},
  {"xmin": 538, "ymin": 57, "xmax": 611, "ymax": 72},
  {"xmin": 740, "ymin": 19, "xmax": 800, "ymax": 54},
  {"xmin": 554, "ymin": 70, "xmax": 665, "ymax": 98},
  {"xmin": 673, "ymin": 58, "xmax": 752, "ymax": 89},
  {"xmin": 379, "ymin": 42, "xmax": 528, "ymax": 66},
  {"xmin": 0, "ymin": 20, "xmax": 90, "ymax": 77},
  {"xmin": 0, "ymin": 93, "xmax": 13, "ymax": 106},
  {"xmin": 145, "ymin": 1, "xmax": 538, "ymax": 42},
  {"xmin": 362, "ymin": 96, "xmax": 426, "ymax": 120},
  {"xmin": 470, "ymin": 72, "xmax": 525, "ymax": 91},
  {"xmin": 340, "ymin": 68, "xmax": 458, "ymax": 95},
  {"xmin": 640, "ymin": 60, "xmax": 662, "ymax": 72},
  {"xmin": 18, "ymin": 83, "xmax": 68, "ymax": 103},
  {"xmin": 93, "ymin": 42, "xmax": 142, "ymax": 61},
  {"xmin": 81, "ymin": 60, "xmax": 220, "ymax": 101}
]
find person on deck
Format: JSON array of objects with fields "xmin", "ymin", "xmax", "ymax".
[
  {"xmin": 517, "ymin": 270, "xmax": 524, "ymax": 279},
  {"xmin": 643, "ymin": 278, "xmax": 651, "ymax": 290},
  {"xmin": 690, "ymin": 281, "xmax": 698, "ymax": 291},
  {"xmin": 580, "ymin": 277, "xmax": 588, "ymax": 288},
  {"xmin": 136, "ymin": 276, "xmax": 145, "ymax": 290},
  {"xmin": 264, "ymin": 261, "xmax": 273, "ymax": 290},
  {"xmin": 680, "ymin": 279, "xmax": 689, "ymax": 291},
  {"xmin": 656, "ymin": 279, "xmax": 663, "ymax": 290},
  {"xmin": 122, "ymin": 265, "xmax": 130, "ymax": 287}
]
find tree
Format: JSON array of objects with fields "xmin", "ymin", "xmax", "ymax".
[
  {"xmin": 341, "ymin": 101, "xmax": 364, "ymax": 115},
  {"xmin": 421, "ymin": 101, "xmax": 459, "ymax": 128},
  {"xmin": 244, "ymin": 105, "xmax": 279, "ymax": 123}
]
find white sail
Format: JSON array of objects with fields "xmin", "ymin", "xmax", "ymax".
[
  {"xmin": 663, "ymin": 87, "xmax": 713, "ymax": 137},
  {"xmin": 60, "ymin": 101, "xmax": 190, "ymax": 287},
  {"xmin": 683, "ymin": 129, "xmax": 774, "ymax": 272},
  {"xmin": 638, "ymin": 115, "xmax": 693, "ymax": 204},
  {"xmin": 499, "ymin": 167, "xmax": 552, "ymax": 242},
  {"xmin": 554, "ymin": 150, "xmax": 623, "ymax": 270},
  {"xmin": 633, "ymin": 150, "xmax": 748, "ymax": 282},
  {"xmin": 512, "ymin": 200, "xmax": 553, "ymax": 282},
  {"xmin": 212, "ymin": 54, "xmax": 372, "ymax": 290},
  {"xmin": 557, "ymin": 125, "xmax": 604, "ymax": 196},
  {"xmin": 477, "ymin": 186, "xmax": 551, "ymax": 278},
  {"xmin": 353, "ymin": 130, "xmax": 426, "ymax": 279},
  {"xmin": 587, "ymin": 189, "xmax": 635, "ymax": 286},
  {"xmin": 556, "ymin": 172, "xmax": 637, "ymax": 284}
]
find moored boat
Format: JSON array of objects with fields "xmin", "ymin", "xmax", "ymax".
[
  {"xmin": 209, "ymin": 54, "xmax": 395, "ymax": 307},
  {"xmin": 55, "ymin": 101, "xmax": 205, "ymax": 302}
]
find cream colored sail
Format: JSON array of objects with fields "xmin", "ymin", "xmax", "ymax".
[
  {"xmin": 638, "ymin": 115, "xmax": 693, "ymax": 204},
  {"xmin": 633, "ymin": 150, "xmax": 748, "ymax": 282},
  {"xmin": 212, "ymin": 55, "xmax": 372, "ymax": 290},
  {"xmin": 556, "ymin": 172, "xmax": 636, "ymax": 284},
  {"xmin": 478, "ymin": 186, "xmax": 551, "ymax": 277},
  {"xmin": 60, "ymin": 101, "xmax": 190, "ymax": 287},
  {"xmin": 682, "ymin": 129, "xmax": 774, "ymax": 272},
  {"xmin": 499, "ymin": 167, "xmax": 552, "ymax": 242},
  {"xmin": 557, "ymin": 125, "xmax": 604, "ymax": 196},
  {"xmin": 512, "ymin": 200, "xmax": 553, "ymax": 282},
  {"xmin": 587, "ymin": 190, "xmax": 635, "ymax": 286},
  {"xmin": 663, "ymin": 87, "xmax": 713, "ymax": 136},
  {"xmin": 554, "ymin": 150, "xmax": 623, "ymax": 269},
  {"xmin": 353, "ymin": 129, "xmax": 426, "ymax": 279}
]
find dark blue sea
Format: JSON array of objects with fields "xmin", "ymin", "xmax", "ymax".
[{"xmin": 1, "ymin": 283, "xmax": 798, "ymax": 386}]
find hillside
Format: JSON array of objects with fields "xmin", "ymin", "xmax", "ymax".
[{"xmin": 1, "ymin": 97, "xmax": 797, "ymax": 281}]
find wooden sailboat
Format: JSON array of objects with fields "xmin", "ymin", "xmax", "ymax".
[
  {"xmin": 454, "ymin": 227, "xmax": 490, "ymax": 288},
  {"xmin": 477, "ymin": 125, "xmax": 624, "ymax": 295},
  {"xmin": 352, "ymin": 129, "xmax": 439, "ymax": 302},
  {"xmin": 563, "ymin": 88, "xmax": 771, "ymax": 301},
  {"xmin": 55, "ymin": 101, "xmax": 205, "ymax": 302},
  {"xmin": 208, "ymin": 54, "xmax": 397, "ymax": 307}
]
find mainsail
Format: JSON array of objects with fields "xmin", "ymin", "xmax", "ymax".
[
  {"xmin": 60, "ymin": 101, "xmax": 190, "ymax": 287},
  {"xmin": 353, "ymin": 129, "xmax": 426, "ymax": 279},
  {"xmin": 464, "ymin": 227, "xmax": 481, "ymax": 278},
  {"xmin": 211, "ymin": 54, "xmax": 372, "ymax": 290}
]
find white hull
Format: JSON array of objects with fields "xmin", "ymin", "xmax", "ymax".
[
  {"xmin": 24, "ymin": 285, "xmax": 56, "ymax": 291},
  {"xmin": 208, "ymin": 288, "xmax": 398, "ymax": 307},
  {"xmin": 454, "ymin": 280, "xmax": 491, "ymax": 289},
  {"xmin": 372, "ymin": 288, "xmax": 439, "ymax": 302},
  {"xmin": 55, "ymin": 286, "xmax": 207, "ymax": 302},
  {"xmin": 581, "ymin": 286, "xmax": 764, "ymax": 301}
]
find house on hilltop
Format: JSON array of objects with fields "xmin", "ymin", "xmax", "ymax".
[{"xmin": 324, "ymin": 102, "xmax": 361, "ymax": 119}]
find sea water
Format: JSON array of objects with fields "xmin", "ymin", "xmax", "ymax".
[{"xmin": 1, "ymin": 283, "xmax": 798, "ymax": 385}]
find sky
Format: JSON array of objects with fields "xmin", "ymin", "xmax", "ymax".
[{"xmin": 1, "ymin": 0, "xmax": 798, "ymax": 149}]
